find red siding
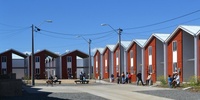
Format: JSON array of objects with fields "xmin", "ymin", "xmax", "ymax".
[
  {"xmin": 113, "ymin": 45, "xmax": 120, "ymax": 78},
  {"xmin": 62, "ymin": 52, "xmax": 77, "ymax": 79},
  {"xmin": 167, "ymin": 30, "xmax": 183, "ymax": 82},
  {"xmin": 127, "ymin": 42, "xmax": 137, "ymax": 82},
  {"xmin": 0, "ymin": 52, "xmax": 12, "ymax": 74},
  {"xmin": 93, "ymin": 51, "xmax": 101, "ymax": 79},
  {"xmin": 103, "ymin": 48, "xmax": 110, "ymax": 79},
  {"xmin": 144, "ymin": 37, "xmax": 156, "ymax": 82}
]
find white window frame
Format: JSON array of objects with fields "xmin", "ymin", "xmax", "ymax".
[
  {"xmin": 173, "ymin": 62, "xmax": 178, "ymax": 72},
  {"xmin": 148, "ymin": 46, "xmax": 152, "ymax": 56},
  {"xmin": 130, "ymin": 50, "xmax": 134, "ymax": 74},
  {"xmin": 116, "ymin": 50, "xmax": 119, "ymax": 72},
  {"xmin": 35, "ymin": 56, "xmax": 40, "ymax": 62},
  {"xmin": 173, "ymin": 41, "xmax": 177, "ymax": 52},
  {"xmin": 1, "ymin": 56, "xmax": 7, "ymax": 62},
  {"xmin": 148, "ymin": 65, "xmax": 152, "ymax": 73},
  {"xmin": 35, "ymin": 68, "xmax": 40, "ymax": 74}
]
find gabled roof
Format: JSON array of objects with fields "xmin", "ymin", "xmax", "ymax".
[
  {"xmin": 127, "ymin": 39, "xmax": 147, "ymax": 51},
  {"xmin": 144, "ymin": 33, "xmax": 170, "ymax": 47},
  {"xmin": 96, "ymin": 48, "xmax": 105, "ymax": 54},
  {"xmin": 34, "ymin": 49, "xmax": 60, "ymax": 58},
  {"xmin": 113, "ymin": 41, "xmax": 131, "ymax": 51},
  {"xmin": 102, "ymin": 44, "xmax": 115, "ymax": 54},
  {"xmin": 106, "ymin": 45, "xmax": 115, "ymax": 52},
  {"xmin": 61, "ymin": 49, "xmax": 88, "ymax": 58},
  {"xmin": 0, "ymin": 49, "xmax": 27, "ymax": 58},
  {"xmin": 166, "ymin": 25, "xmax": 200, "ymax": 42}
]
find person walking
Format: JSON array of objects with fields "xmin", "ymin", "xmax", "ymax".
[{"xmin": 136, "ymin": 71, "xmax": 144, "ymax": 86}]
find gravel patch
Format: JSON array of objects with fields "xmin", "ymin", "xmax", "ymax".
[{"xmin": 136, "ymin": 90, "xmax": 200, "ymax": 100}]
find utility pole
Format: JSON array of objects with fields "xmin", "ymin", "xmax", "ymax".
[
  {"xmin": 118, "ymin": 28, "xmax": 123, "ymax": 75},
  {"xmin": 31, "ymin": 24, "xmax": 35, "ymax": 86},
  {"xmin": 88, "ymin": 39, "xmax": 92, "ymax": 79}
]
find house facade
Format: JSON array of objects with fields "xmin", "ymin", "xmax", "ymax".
[
  {"xmin": 144, "ymin": 33, "xmax": 170, "ymax": 82},
  {"xmin": 102, "ymin": 45, "xmax": 115, "ymax": 79},
  {"xmin": 166, "ymin": 25, "xmax": 200, "ymax": 82},
  {"xmin": 113, "ymin": 41, "xmax": 131, "ymax": 77},
  {"xmin": 93, "ymin": 48, "xmax": 104, "ymax": 79},
  {"xmin": 127, "ymin": 39, "xmax": 146, "ymax": 82},
  {"xmin": 61, "ymin": 50, "xmax": 89, "ymax": 79},
  {"xmin": 28, "ymin": 49, "xmax": 60, "ymax": 79},
  {"xmin": 0, "ymin": 49, "xmax": 27, "ymax": 79}
]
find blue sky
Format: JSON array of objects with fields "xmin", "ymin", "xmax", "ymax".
[{"xmin": 1, "ymin": 0, "xmax": 200, "ymax": 56}]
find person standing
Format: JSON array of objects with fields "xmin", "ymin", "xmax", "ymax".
[
  {"xmin": 117, "ymin": 72, "xmax": 120, "ymax": 84},
  {"xmin": 136, "ymin": 71, "xmax": 144, "ymax": 86}
]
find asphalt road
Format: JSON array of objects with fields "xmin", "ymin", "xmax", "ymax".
[{"xmin": 1, "ymin": 81, "xmax": 200, "ymax": 100}]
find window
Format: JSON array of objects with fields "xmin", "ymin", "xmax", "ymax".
[
  {"xmin": 173, "ymin": 41, "xmax": 177, "ymax": 51},
  {"xmin": 67, "ymin": 56, "xmax": 72, "ymax": 62},
  {"xmin": 35, "ymin": 68, "xmax": 40, "ymax": 74},
  {"xmin": 96, "ymin": 56, "xmax": 98, "ymax": 73},
  {"xmin": 116, "ymin": 50, "xmax": 119, "ymax": 72},
  {"xmin": 2, "ymin": 56, "xmax": 7, "ymax": 62},
  {"xmin": 35, "ymin": 56, "xmax": 40, "ymax": 62},
  {"xmin": 173, "ymin": 62, "xmax": 177, "ymax": 72},
  {"xmin": 130, "ymin": 50, "xmax": 134, "ymax": 74},
  {"xmin": 148, "ymin": 65, "xmax": 152, "ymax": 73},
  {"xmin": 148, "ymin": 46, "xmax": 152, "ymax": 55}
]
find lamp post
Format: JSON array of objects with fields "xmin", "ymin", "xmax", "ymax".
[
  {"xmin": 77, "ymin": 36, "xmax": 92, "ymax": 79},
  {"xmin": 101, "ymin": 24, "xmax": 123, "ymax": 75},
  {"xmin": 31, "ymin": 20, "xmax": 52, "ymax": 86}
]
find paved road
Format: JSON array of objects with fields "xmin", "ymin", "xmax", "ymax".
[
  {"xmin": 1, "ymin": 81, "xmax": 200, "ymax": 100},
  {"xmin": 24, "ymin": 83, "xmax": 173, "ymax": 100}
]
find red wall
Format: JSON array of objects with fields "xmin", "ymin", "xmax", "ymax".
[
  {"xmin": 113, "ymin": 45, "xmax": 120, "ymax": 78},
  {"xmin": 103, "ymin": 48, "xmax": 110, "ymax": 79},
  {"xmin": 62, "ymin": 52, "xmax": 77, "ymax": 79},
  {"xmin": 127, "ymin": 42, "xmax": 137, "ymax": 82},
  {"xmin": 93, "ymin": 51, "xmax": 101, "ymax": 79},
  {"xmin": 167, "ymin": 30, "xmax": 183, "ymax": 82},
  {"xmin": 0, "ymin": 52, "xmax": 12, "ymax": 74},
  {"xmin": 144, "ymin": 37, "xmax": 156, "ymax": 82}
]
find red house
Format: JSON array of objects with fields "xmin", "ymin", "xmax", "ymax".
[
  {"xmin": 127, "ymin": 39, "xmax": 146, "ymax": 82},
  {"xmin": 61, "ymin": 50, "xmax": 89, "ymax": 79},
  {"xmin": 29, "ymin": 49, "xmax": 60, "ymax": 79},
  {"xmin": 113, "ymin": 41, "xmax": 131, "ymax": 77},
  {"xmin": 93, "ymin": 48, "xmax": 104, "ymax": 79},
  {"xmin": 102, "ymin": 45, "xmax": 115, "ymax": 79},
  {"xmin": 144, "ymin": 33, "xmax": 170, "ymax": 83},
  {"xmin": 0, "ymin": 49, "xmax": 27, "ymax": 79},
  {"xmin": 166, "ymin": 25, "xmax": 200, "ymax": 82}
]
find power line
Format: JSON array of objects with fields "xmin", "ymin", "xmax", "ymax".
[
  {"xmin": 123, "ymin": 17, "xmax": 200, "ymax": 35},
  {"xmin": 124, "ymin": 9, "xmax": 200, "ymax": 30},
  {"xmin": 41, "ymin": 29, "xmax": 114, "ymax": 36}
]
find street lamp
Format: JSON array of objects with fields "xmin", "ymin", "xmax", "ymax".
[
  {"xmin": 101, "ymin": 24, "xmax": 123, "ymax": 75},
  {"xmin": 77, "ymin": 36, "xmax": 92, "ymax": 79},
  {"xmin": 31, "ymin": 20, "xmax": 52, "ymax": 86}
]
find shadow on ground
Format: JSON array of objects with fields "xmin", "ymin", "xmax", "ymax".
[{"xmin": 0, "ymin": 84, "xmax": 68, "ymax": 100}]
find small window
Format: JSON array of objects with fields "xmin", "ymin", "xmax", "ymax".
[
  {"xmin": 148, "ymin": 65, "xmax": 152, "ymax": 73},
  {"xmin": 67, "ymin": 56, "xmax": 72, "ymax": 62},
  {"xmin": 173, "ymin": 62, "xmax": 177, "ymax": 72},
  {"xmin": 35, "ymin": 56, "xmax": 40, "ymax": 62},
  {"xmin": 2, "ymin": 56, "xmax": 7, "ymax": 62},
  {"xmin": 148, "ymin": 46, "xmax": 152, "ymax": 55},
  {"xmin": 173, "ymin": 41, "xmax": 177, "ymax": 51},
  {"xmin": 35, "ymin": 68, "xmax": 40, "ymax": 74}
]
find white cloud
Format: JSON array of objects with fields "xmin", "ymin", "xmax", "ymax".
[{"xmin": 65, "ymin": 50, "xmax": 70, "ymax": 52}]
